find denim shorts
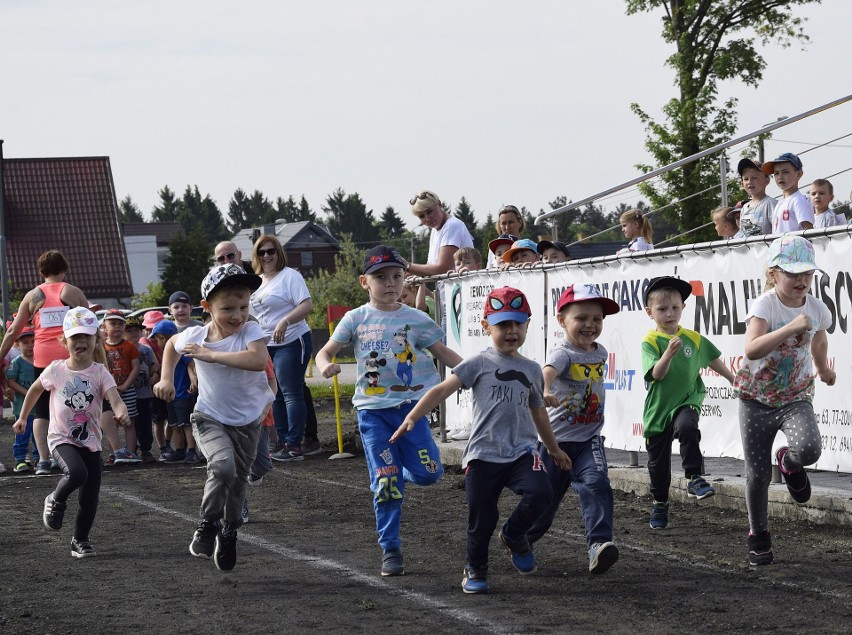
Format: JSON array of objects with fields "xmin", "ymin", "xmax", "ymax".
[{"xmin": 167, "ymin": 397, "xmax": 194, "ymax": 427}]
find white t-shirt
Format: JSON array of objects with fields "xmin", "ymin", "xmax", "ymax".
[
  {"xmin": 174, "ymin": 322, "xmax": 273, "ymax": 425},
  {"xmin": 616, "ymin": 236, "xmax": 653, "ymax": 256},
  {"xmin": 249, "ymin": 268, "xmax": 311, "ymax": 346},
  {"xmin": 772, "ymin": 190, "xmax": 815, "ymax": 233},
  {"xmin": 428, "ymin": 215, "xmax": 474, "ymax": 267}
]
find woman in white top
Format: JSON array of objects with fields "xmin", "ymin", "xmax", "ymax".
[{"xmin": 249, "ymin": 235, "xmax": 313, "ymax": 461}]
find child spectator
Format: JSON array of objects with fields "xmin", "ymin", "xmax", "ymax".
[
  {"xmin": 487, "ymin": 234, "xmax": 518, "ymax": 267},
  {"xmin": 453, "ymin": 247, "xmax": 482, "ymax": 273},
  {"xmin": 6, "ymin": 326, "xmax": 39, "ymax": 472},
  {"xmin": 711, "ymin": 206, "xmax": 740, "ymax": 239},
  {"xmin": 734, "ymin": 235, "xmax": 835, "ymax": 566},
  {"xmin": 165, "ymin": 291, "xmax": 202, "ymax": 462},
  {"xmin": 102, "ymin": 309, "xmax": 142, "ymax": 464},
  {"xmin": 762, "ymin": 153, "xmax": 814, "ymax": 232},
  {"xmin": 526, "ymin": 285, "xmax": 620, "ymax": 574},
  {"xmin": 141, "ymin": 311, "xmax": 170, "ymax": 457},
  {"xmin": 737, "ymin": 158, "xmax": 774, "ymax": 236},
  {"xmin": 537, "ymin": 240, "xmax": 571, "ymax": 264},
  {"xmin": 14, "ymin": 307, "xmax": 131, "ymax": 557},
  {"xmin": 616, "ymin": 209, "xmax": 653, "ymax": 255},
  {"xmin": 156, "ymin": 264, "xmax": 272, "ymax": 572},
  {"xmin": 393, "ymin": 286, "xmax": 571, "ymax": 594},
  {"xmin": 125, "ymin": 316, "xmax": 159, "ymax": 462},
  {"xmin": 316, "ymin": 246, "xmax": 463, "ymax": 577},
  {"xmin": 641, "ymin": 277, "xmax": 735, "ymax": 530},
  {"xmin": 400, "ymin": 281, "xmax": 419, "ymax": 308},
  {"xmin": 150, "ymin": 320, "xmax": 197, "ymax": 462},
  {"xmin": 241, "ymin": 355, "xmax": 278, "ymax": 524},
  {"xmin": 809, "ymin": 179, "xmax": 840, "ymax": 228},
  {"xmin": 501, "ymin": 238, "xmax": 541, "ymax": 268}
]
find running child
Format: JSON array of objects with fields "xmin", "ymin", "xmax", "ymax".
[
  {"xmin": 616, "ymin": 209, "xmax": 653, "ymax": 255},
  {"xmin": 641, "ymin": 276, "xmax": 735, "ymax": 530},
  {"xmin": 155, "ymin": 264, "xmax": 273, "ymax": 572},
  {"xmin": 6, "ymin": 326, "xmax": 39, "ymax": 472},
  {"xmin": 526, "ymin": 284, "xmax": 620, "ymax": 574},
  {"xmin": 734, "ymin": 235, "xmax": 834, "ymax": 566},
  {"xmin": 316, "ymin": 246, "xmax": 462, "ymax": 577},
  {"xmin": 393, "ymin": 286, "xmax": 571, "ymax": 594},
  {"xmin": 13, "ymin": 307, "xmax": 131, "ymax": 557}
]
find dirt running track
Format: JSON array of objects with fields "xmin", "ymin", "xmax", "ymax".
[{"xmin": 2, "ymin": 405, "xmax": 852, "ymax": 634}]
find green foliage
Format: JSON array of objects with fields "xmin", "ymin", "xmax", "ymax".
[
  {"xmin": 131, "ymin": 281, "xmax": 167, "ymax": 308},
  {"xmin": 322, "ymin": 188, "xmax": 377, "ymax": 247},
  {"xmin": 304, "ymin": 235, "xmax": 368, "ymax": 329},
  {"xmin": 118, "ymin": 195, "xmax": 145, "ymax": 223},
  {"xmin": 379, "ymin": 205, "xmax": 406, "ymax": 240},
  {"xmin": 177, "ymin": 185, "xmax": 229, "ymax": 246},
  {"xmin": 151, "ymin": 186, "xmax": 181, "ymax": 222},
  {"xmin": 228, "ymin": 189, "xmax": 277, "ymax": 234},
  {"xmin": 626, "ymin": 0, "xmax": 818, "ymax": 243},
  {"xmin": 160, "ymin": 230, "xmax": 214, "ymax": 305}
]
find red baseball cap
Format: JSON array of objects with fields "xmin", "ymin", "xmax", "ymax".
[
  {"xmin": 556, "ymin": 284, "xmax": 619, "ymax": 315},
  {"xmin": 483, "ymin": 287, "xmax": 532, "ymax": 325}
]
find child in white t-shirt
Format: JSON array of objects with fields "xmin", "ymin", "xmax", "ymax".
[{"xmin": 762, "ymin": 152, "xmax": 814, "ymax": 233}]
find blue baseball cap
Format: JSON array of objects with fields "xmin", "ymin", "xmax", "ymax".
[
  {"xmin": 501, "ymin": 239, "xmax": 540, "ymax": 263},
  {"xmin": 762, "ymin": 152, "xmax": 803, "ymax": 174},
  {"xmin": 150, "ymin": 320, "xmax": 178, "ymax": 337}
]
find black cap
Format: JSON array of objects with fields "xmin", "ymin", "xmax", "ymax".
[
  {"xmin": 363, "ymin": 246, "xmax": 406, "ymax": 275},
  {"xmin": 736, "ymin": 157, "xmax": 763, "ymax": 176},
  {"xmin": 643, "ymin": 276, "xmax": 693, "ymax": 306},
  {"xmin": 536, "ymin": 240, "xmax": 570, "ymax": 258},
  {"xmin": 168, "ymin": 291, "xmax": 192, "ymax": 306}
]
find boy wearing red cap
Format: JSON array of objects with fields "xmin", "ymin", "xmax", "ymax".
[
  {"xmin": 395, "ymin": 286, "xmax": 570, "ymax": 594},
  {"xmin": 526, "ymin": 284, "xmax": 620, "ymax": 574}
]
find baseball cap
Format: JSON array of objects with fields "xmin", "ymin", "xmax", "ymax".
[
  {"xmin": 63, "ymin": 307, "xmax": 99, "ymax": 337},
  {"xmin": 201, "ymin": 264, "xmax": 262, "ymax": 300},
  {"xmin": 736, "ymin": 158, "xmax": 763, "ymax": 176},
  {"xmin": 488, "ymin": 234, "xmax": 519, "ymax": 255},
  {"xmin": 124, "ymin": 315, "xmax": 143, "ymax": 329},
  {"xmin": 643, "ymin": 277, "xmax": 693, "ymax": 306},
  {"xmin": 102, "ymin": 308, "xmax": 126, "ymax": 322},
  {"xmin": 483, "ymin": 287, "xmax": 532, "ymax": 325},
  {"xmin": 17, "ymin": 326, "xmax": 35, "ymax": 339},
  {"xmin": 141, "ymin": 310, "xmax": 165, "ymax": 329},
  {"xmin": 150, "ymin": 319, "xmax": 178, "ymax": 337},
  {"xmin": 362, "ymin": 245, "xmax": 406, "ymax": 275},
  {"xmin": 501, "ymin": 239, "xmax": 540, "ymax": 263},
  {"xmin": 556, "ymin": 284, "xmax": 619, "ymax": 315},
  {"xmin": 766, "ymin": 235, "xmax": 822, "ymax": 274},
  {"xmin": 168, "ymin": 291, "xmax": 192, "ymax": 306},
  {"xmin": 536, "ymin": 240, "xmax": 571, "ymax": 258},
  {"xmin": 762, "ymin": 152, "xmax": 803, "ymax": 174}
]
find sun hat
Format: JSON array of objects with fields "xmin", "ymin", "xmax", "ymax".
[
  {"xmin": 643, "ymin": 277, "xmax": 694, "ymax": 306},
  {"xmin": 201, "ymin": 264, "xmax": 262, "ymax": 300},
  {"xmin": 766, "ymin": 235, "xmax": 822, "ymax": 274},
  {"xmin": 556, "ymin": 284, "xmax": 619, "ymax": 315},
  {"xmin": 501, "ymin": 239, "xmax": 540, "ymax": 263},
  {"xmin": 63, "ymin": 307, "xmax": 99, "ymax": 337},
  {"xmin": 483, "ymin": 287, "xmax": 532, "ymax": 325},
  {"xmin": 362, "ymin": 245, "xmax": 406, "ymax": 275},
  {"xmin": 141, "ymin": 310, "xmax": 165, "ymax": 329}
]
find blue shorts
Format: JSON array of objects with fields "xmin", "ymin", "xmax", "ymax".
[{"xmin": 167, "ymin": 397, "xmax": 194, "ymax": 427}]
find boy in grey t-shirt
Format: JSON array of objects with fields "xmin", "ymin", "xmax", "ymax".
[{"xmin": 394, "ymin": 286, "xmax": 570, "ymax": 594}]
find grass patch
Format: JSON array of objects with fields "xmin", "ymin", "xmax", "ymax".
[{"xmin": 310, "ymin": 383, "xmax": 355, "ymax": 399}]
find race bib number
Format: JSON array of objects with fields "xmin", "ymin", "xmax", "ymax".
[{"xmin": 39, "ymin": 305, "xmax": 69, "ymax": 328}]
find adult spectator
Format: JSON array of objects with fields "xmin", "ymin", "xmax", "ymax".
[
  {"xmin": 249, "ymin": 234, "xmax": 314, "ymax": 461},
  {"xmin": 486, "ymin": 205, "xmax": 526, "ymax": 268},
  {"xmin": 214, "ymin": 240, "xmax": 252, "ymax": 271},
  {"xmin": 0, "ymin": 250, "xmax": 88, "ymax": 475}
]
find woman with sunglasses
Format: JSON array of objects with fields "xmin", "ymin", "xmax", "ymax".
[{"xmin": 249, "ymin": 235, "xmax": 314, "ymax": 462}]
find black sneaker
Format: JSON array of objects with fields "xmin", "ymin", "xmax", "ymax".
[
  {"xmin": 71, "ymin": 538, "xmax": 96, "ymax": 558},
  {"xmin": 214, "ymin": 527, "xmax": 238, "ymax": 571},
  {"xmin": 381, "ymin": 549, "xmax": 405, "ymax": 576},
  {"xmin": 189, "ymin": 520, "xmax": 219, "ymax": 559},
  {"xmin": 649, "ymin": 501, "xmax": 669, "ymax": 529},
  {"xmin": 776, "ymin": 446, "xmax": 811, "ymax": 503},
  {"xmin": 43, "ymin": 493, "xmax": 66, "ymax": 531},
  {"xmin": 747, "ymin": 530, "xmax": 773, "ymax": 566}
]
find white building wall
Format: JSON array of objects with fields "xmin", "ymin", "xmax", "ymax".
[{"xmin": 123, "ymin": 235, "xmax": 159, "ymax": 294}]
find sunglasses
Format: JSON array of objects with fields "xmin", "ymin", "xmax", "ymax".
[
  {"xmin": 410, "ymin": 191, "xmax": 439, "ymax": 206},
  {"xmin": 499, "ymin": 205, "xmax": 521, "ymax": 215},
  {"xmin": 215, "ymin": 252, "xmax": 236, "ymax": 263},
  {"xmin": 257, "ymin": 248, "xmax": 277, "ymax": 257}
]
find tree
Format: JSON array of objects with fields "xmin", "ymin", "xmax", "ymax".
[
  {"xmin": 275, "ymin": 195, "xmax": 299, "ymax": 223},
  {"xmin": 322, "ymin": 188, "xmax": 377, "ymax": 247},
  {"xmin": 626, "ymin": 0, "xmax": 818, "ymax": 243},
  {"xmin": 177, "ymin": 185, "xmax": 229, "ymax": 246},
  {"xmin": 118, "ymin": 195, "xmax": 145, "ymax": 223},
  {"xmin": 379, "ymin": 205, "xmax": 406, "ymax": 240},
  {"xmin": 454, "ymin": 197, "xmax": 479, "ymax": 249},
  {"xmin": 297, "ymin": 195, "xmax": 316, "ymax": 223},
  {"xmin": 228, "ymin": 188, "xmax": 277, "ymax": 233},
  {"xmin": 131, "ymin": 281, "xmax": 167, "ymax": 308},
  {"xmin": 151, "ymin": 186, "xmax": 181, "ymax": 222},
  {"xmin": 304, "ymin": 235, "xmax": 370, "ymax": 329},
  {"xmin": 160, "ymin": 230, "xmax": 213, "ymax": 304}
]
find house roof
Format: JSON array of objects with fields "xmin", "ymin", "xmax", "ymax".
[
  {"xmin": 2, "ymin": 156, "xmax": 133, "ymax": 298},
  {"xmin": 231, "ymin": 220, "xmax": 340, "ymax": 255},
  {"xmin": 123, "ymin": 221, "xmax": 183, "ymax": 246}
]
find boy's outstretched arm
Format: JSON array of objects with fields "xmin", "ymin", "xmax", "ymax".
[
  {"xmin": 426, "ymin": 341, "xmax": 463, "ymax": 368},
  {"xmin": 12, "ymin": 378, "xmax": 46, "ymax": 434},
  {"xmin": 531, "ymin": 406, "xmax": 571, "ymax": 471},
  {"xmin": 811, "ymin": 330, "xmax": 836, "ymax": 385},
  {"xmin": 390, "ymin": 374, "xmax": 463, "ymax": 443},
  {"xmin": 182, "ymin": 339, "xmax": 267, "ymax": 371},
  {"xmin": 153, "ymin": 339, "xmax": 179, "ymax": 402},
  {"xmin": 542, "ymin": 365, "xmax": 559, "ymax": 407},
  {"xmin": 316, "ymin": 340, "xmax": 344, "ymax": 378},
  {"xmin": 708, "ymin": 357, "xmax": 735, "ymax": 385}
]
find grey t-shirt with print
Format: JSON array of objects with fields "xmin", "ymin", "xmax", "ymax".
[
  {"xmin": 545, "ymin": 340, "xmax": 608, "ymax": 443},
  {"xmin": 453, "ymin": 347, "xmax": 544, "ymax": 469}
]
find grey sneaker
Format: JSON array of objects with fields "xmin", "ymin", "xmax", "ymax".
[
  {"xmin": 271, "ymin": 443, "xmax": 304, "ymax": 462},
  {"xmin": 302, "ymin": 438, "xmax": 323, "ymax": 456},
  {"xmin": 35, "ymin": 460, "xmax": 52, "ymax": 476},
  {"xmin": 588, "ymin": 542, "xmax": 619, "ymax": 574},
  {"xmin": 43, "ymin": 493, "xmax": 67, "ymax": 531},
  {"xmin": 381, "ymin": 549, "xmax": 405, "ymax": 576},
  {"xmin": 70, "ymin": 538, "xmax": 96, "ymax": 558}
]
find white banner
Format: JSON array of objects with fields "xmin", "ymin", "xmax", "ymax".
[{"xmin": 443, "ymin": 232, "xmax": 852, "ymax": 472}]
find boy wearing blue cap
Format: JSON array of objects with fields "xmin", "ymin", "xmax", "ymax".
[
  {"xmin": 762, "ymin": 152, "xmax": 814, "ymax": 233},
  {"xmin": 501, "ymin": 239, "xmax": 541, "ymax": 268}
]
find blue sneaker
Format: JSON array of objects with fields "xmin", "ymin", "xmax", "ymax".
[
  {"xmin": 588, "ymin": 541, "xmax": 619, "ymax": 574},
  {"xmin": 649, "ymin": 501, "xmax": 669, "ymax": 529},
  {"xmin": 113, "ymin": 448, "xmax": 142, "ymax": 464},
  {"xmin": 499, "ymin": 526, "xmax": 537, "ymax": 575},
  {"xmin": 381, "ymin": 549, "xmax": 405, "ymax": 576},
  {"xmin": 687, "ymin": 476, "xmax": 715, "ymax": 500},
  {"xmin": 461, "ymin": 565, "xmax": 489, "ymax": 594}
]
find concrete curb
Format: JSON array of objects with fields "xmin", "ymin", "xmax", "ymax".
[{"xmin": 437, "ymin": 442, "xmax": 852, "ymax": 526}]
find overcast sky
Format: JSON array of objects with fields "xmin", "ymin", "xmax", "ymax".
[{"xmin": 2, "ymin": 0, "xmax": 851, "ymax": 234}]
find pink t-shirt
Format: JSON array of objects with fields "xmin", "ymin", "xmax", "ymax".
[{"xmin": 41, "ymin": 360, "xmax": 116, "ymax": 453}]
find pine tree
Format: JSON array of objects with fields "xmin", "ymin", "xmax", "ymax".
[
  {"xmin": 322, "ymin": 188, "xmax": 377, "ymax": 247},
  {"xmin": 118, "ymin": 195, "xmax": 145, "ymax": 223},
  {"xmin": 379, "ymin": 205, "xmax": 406, "ymax": 240},
  {"xmin": 151, "ymin": 186, "xmax": 181, "ymax": 222}
]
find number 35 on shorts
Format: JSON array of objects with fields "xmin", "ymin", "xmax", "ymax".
[{"xmin": 376, "ymin": 476, "xmax": 402, "ymax": 502}]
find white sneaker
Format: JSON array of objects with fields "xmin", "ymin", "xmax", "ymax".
[{"xmin": 449, "ymin": 429, "xmax": 470, "ymax": 441}]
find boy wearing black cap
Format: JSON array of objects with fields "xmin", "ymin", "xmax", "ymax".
[
  {"xmin": 155, "ymin": 264, "xmax": 273, "ymax": 571},
  {"xmin": 315, "ymin": 246, "xmax": 463, "ymax": 578},
  {"xmin": 642, "ymin": 277, "xmax": 735, "ymax": 530},
  {"xmin": 762, "ymin": 152, "xmax": 814, "ymax": 233},
  {"xmin": 536, "ymin": 240, "xmax": 571, "ymax": 264},
  {"xmin": 737, "ymin": 158, "xmax": 774, "ymax": 237}
]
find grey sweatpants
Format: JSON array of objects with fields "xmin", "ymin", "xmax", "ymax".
[
  {"xmin": 191, "ymin": 411, "xmax": 261, "ymax": 531},
  {"xmin": 739, "ymin": 399, "xmax": 821, "ymax": 533}
]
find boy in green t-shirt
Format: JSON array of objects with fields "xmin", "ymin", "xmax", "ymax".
[{"xmin": 641, "ymin": 277, "xmax": 734, "ymax": 530}]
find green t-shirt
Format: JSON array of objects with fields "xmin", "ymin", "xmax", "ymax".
[{"xmin": 641, "ymin": 326, "xmax": 721, "ymax": 438}]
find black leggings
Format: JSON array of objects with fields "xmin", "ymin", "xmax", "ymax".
[{"xmin": 52, "ymin": 444, "xmax": 102, "ymax": 541}]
